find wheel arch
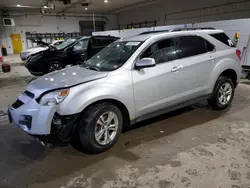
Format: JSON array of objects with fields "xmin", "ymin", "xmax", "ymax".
[
  {"xmin": 80, "ymin": 99, "xmax": 131, "ymax": 127},
  {"xmin": 218, "ymin": 69, "xmax": 237, "ymax": 87},
  {"xmin": 48, "ymin": 57, "xmax": 67, "ymax": 65}
]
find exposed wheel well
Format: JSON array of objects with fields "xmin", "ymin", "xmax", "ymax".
[
  {"xmin": 219, "ymin": 69, "xmax": 237, "ymax": 87},
  {"xmin": 82, "ymin": 99, "xmax": 130, "ymax": 127},
  {"xmin": 48, "ymin": 58, "xmax": 65, "ymax": 65}
]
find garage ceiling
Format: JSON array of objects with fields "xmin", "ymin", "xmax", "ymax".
[{"xmin": 0, "ymin": 0, "xmax": 159, "ymax": 14}]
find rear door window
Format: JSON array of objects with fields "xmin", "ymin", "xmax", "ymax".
[
  {"xmin": 178, "ymin": 36, "xmax": 208, "ymax": 58},
  {"xmin": 209, "ymin": 33, "xmax": 235, "ymax": 47}
]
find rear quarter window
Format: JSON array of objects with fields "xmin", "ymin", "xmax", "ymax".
[{"xmin": 210, "ymin": 33, "xmax": 235, "ymax": 47}]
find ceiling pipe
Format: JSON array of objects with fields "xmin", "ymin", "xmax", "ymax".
[
  {"xmin": 111, "ymin": 0, "xmax": 160, "ymax": 14},
  {"xmin": 57, "ymin": 0, "xmax": 87, "ymax": 14},
  {"xmin": 0, "ymin": 12, "xmax": 109, "ymax": 21},
  {"xmin": 1, "ymin": 5, "xmax": 40, "ymax": 9}
]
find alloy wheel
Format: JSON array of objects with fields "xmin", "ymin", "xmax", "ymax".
[
  {"xmin": 218, "ymin": 83, "xmax": 232, "ymax": 106},
  {"xmin": 48, "ymin": 63, "xmax": 63, "ymax": 72},
  {"xmin": 94, "ymin": 111, "xmax": 119, "ymax": 145}
]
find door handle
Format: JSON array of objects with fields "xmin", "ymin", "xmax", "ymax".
[
  {"xmin": 171, "ymin": 66, "xmax": 183, "ymax": 72},
  {"xmin": 209, "ymin": 56, "xmax": 215, "ymax": 62}
]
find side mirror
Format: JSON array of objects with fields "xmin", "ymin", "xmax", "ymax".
[
  {"xmin": 67, "ymin": 46, "xmax": 73, "ymax": 52},
  {"xmin": 135, "ymin": 58, "xmax": 156, "ymax": 69}
]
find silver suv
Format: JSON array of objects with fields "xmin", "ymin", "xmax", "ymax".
[{"xmin": 8, "ymin": 29, "xmax": 241, "ymax": 153}]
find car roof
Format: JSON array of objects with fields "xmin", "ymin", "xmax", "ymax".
[
  {"xmin": 93, "ymin": 35, "xmax": 119, "ymax": 38},
  {"xmin": 121, "ymin": 29, "xmax": 225, "ymax": 42}
]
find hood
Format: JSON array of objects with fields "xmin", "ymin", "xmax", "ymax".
[
  {"xmin": 27, "ymin": 66, "xmax": 108, "ymax": 97},
  {"xmin": 34, "ymin": 40, "xmax": 50, "ymax": 47},
  {"xmin": 21, "ymin": 46, "xmax": 48, "ymax": 54}
]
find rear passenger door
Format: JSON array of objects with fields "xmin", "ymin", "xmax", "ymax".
[{"xmin": 176, "ymin": 35, "xmax": 215, "ymax": 100}]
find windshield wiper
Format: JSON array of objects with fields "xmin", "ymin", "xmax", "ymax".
[{"xmin": 86, "ymin": 66, "xmax": 100, "ymax": 72}]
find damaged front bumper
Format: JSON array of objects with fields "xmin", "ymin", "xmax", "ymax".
[{"xmin": 8, "ymin": 91, "xmax": 79, "ymax": 146}]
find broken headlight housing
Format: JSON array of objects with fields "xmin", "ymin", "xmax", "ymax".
[{"xmin": 39, "ymin": 89, "xmax": 70, "ymax": 106}]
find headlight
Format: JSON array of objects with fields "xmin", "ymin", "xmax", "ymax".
[
  {"xmin": 39, "ymin": 89, "xmax": 70, "ymax": 106},
  {"xmin": 22, "ymin": 52, "xmax": 30, "ymax": 56}
]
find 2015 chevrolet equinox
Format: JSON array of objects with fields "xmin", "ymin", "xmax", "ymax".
[{"xmin": 8, "ymin": 29, "xmax": 241, "ymax": 153}]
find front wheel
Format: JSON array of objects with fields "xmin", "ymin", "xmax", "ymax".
[
  {"xmin": 208, "ymin": 76, "xmax": 235, "ymax": 110},
  {"xmin": 48, "ymin": 61, "xmax": 65, "ymax": 73},
  {"xmin": 77, "ymin": 103, "xmax": 123, "ymax": 153}
]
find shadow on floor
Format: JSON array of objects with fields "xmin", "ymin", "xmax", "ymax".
[{"xmin": 3, "ymin": 102, "xmax": 229, "ymax": 187}]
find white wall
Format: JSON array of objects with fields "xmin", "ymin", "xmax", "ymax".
[
  {"xmin": 0, "ymin": 14, "xmax": 117, "ymax": 54},
  {"xmin": 195, "ymin": 19, "xmax": 250, "ymax": 52},
  {"xmin": 93, "ymin": 18, "xmax": 250, "ymax": 51},
  {"xmin": 117, "ymin": 0, "xmax": 250, "ymax": 27}
]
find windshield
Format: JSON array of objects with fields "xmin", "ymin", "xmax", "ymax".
[
  {"xmin": 56, "ymin": 39, "xmax": 76, "ymax": 50},
  {"xmin": 83, "ymin": 41, "xmax": 142, "ymax": 71}
]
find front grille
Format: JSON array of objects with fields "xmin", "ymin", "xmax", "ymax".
[
  {"xmin": 24, "ymin": 90, "xmax": 35, "ymax": 98},
  {"xmin": 12, "ymin": 99, "xmax": 24, "ymax": 109}
]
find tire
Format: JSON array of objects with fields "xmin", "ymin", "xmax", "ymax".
[
  {"xmin": 77, "ymin": 102, "xmax": 123, "ymax": 154},
  {"xmin": 208, "ymin": 76, "xmax": 235, "ymax": 110},
  {"xmin": 47, "ymin": 61, "xmax": 65, "ymax": 73}
]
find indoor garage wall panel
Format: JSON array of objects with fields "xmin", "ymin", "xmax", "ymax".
[
  {"xmin": 117, "ymin": 0, "xmax": 250, "ymax": 27},
  {"xmin": 94, "ymin": 18, "xmax": 250, "ymax": 51},
  {"xmin": 0, "ymin": 14, "xmax": 117, "ymax": 54},
  {"xmin": 196, "ymin": 19, "xmax": 250, "ymax": 51}
]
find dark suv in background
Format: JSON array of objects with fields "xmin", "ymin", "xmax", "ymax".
[{"xmin": 25, "ymin": 35, "xmax": 119, "ymax": 76}]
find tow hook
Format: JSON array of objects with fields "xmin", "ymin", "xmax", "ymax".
[{"xmin": 36, "ymin": 137, "xmax": 53, "ymax": 148}]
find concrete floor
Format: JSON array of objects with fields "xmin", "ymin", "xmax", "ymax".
[{"xmin": 1, "ymin": 65, "xmax": 250, "ymax": 187}]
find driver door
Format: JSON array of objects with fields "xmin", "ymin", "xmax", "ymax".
[
  {"xmin": 68, "ymin": 39, "xmax": 89, "ymax": 64},
  {"xmin": 132, "ymin": 37, "xmax": 183, "ymax": 118}
]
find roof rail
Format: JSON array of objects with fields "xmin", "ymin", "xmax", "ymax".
[
  {"xmin": 138, "ymin": 27, "xmax": 216, "ymax": 35},
  {"xmin": 139, "ymin": 30, "xmax": 169, "ymax": 35},
  {"xmin": 170, "ymin": 27, "xmax": 216, "ymax": 32}
]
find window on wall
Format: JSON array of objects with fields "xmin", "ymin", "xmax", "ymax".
[{"xmin": 141, "ymin": 38, "xmax": 179, "ymax": 64}]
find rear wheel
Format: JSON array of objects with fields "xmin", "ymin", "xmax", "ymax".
[
  {"xmin": 77, "ymin": 102, "xmax": 123, "ymax": 153},
  {"xmin": 48, "ymin": 61, "xmax": 65, "ymax": 73},
  {"xmin": 208, "ymin": 76, "xmax": 235, "ymax": 110}
]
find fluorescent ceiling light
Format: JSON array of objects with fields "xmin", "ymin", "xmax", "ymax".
[
  {"xmin": 17, "ymin": 4, "xmax": 21, "ymax": 7},
  {"xmin": 104, "ymin": 0, "xmax": 108, "ymax": 3}
]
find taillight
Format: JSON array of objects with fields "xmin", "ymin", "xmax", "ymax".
[{"xmin": 236, "ymin": 49, "xmax": 241, "ymax": 60}]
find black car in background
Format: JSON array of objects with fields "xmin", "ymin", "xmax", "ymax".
[{"xmin": 25, "ymin": 35, "xmax": 119, "ymax": 76}]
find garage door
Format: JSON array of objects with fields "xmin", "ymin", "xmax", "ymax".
[{"xmin": 79, "ymin": 21, "xmax": 105, "ymax": 36}]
